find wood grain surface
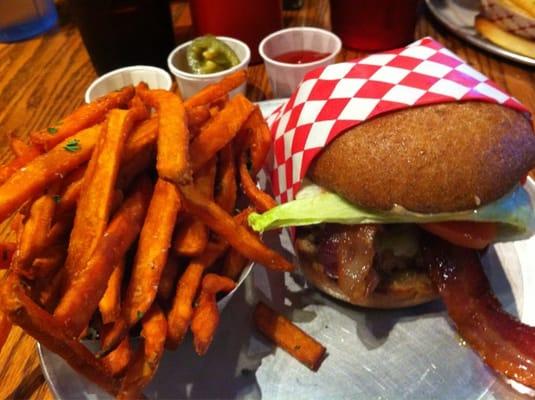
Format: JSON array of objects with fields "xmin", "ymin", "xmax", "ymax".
[{"xmin": 0, "ymin": 0, "xmax": 534, "ymax": 398}]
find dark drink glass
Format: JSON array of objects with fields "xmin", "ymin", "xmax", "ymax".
[
  {"xmin": 330, "ymin": 0, "xmax": 420, "ymax": 51},
  {"xmin": 69, "ymin": 0, "xmax": 175, "ymax": 75},
  {"xmin": 189, "ymin": 0, "xmax": 283, "ymax": 64}
]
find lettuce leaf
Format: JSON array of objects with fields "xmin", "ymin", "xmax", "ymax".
[{"xmin": 248, "ymin": 183, "xmax": 535, "ymax": 242}]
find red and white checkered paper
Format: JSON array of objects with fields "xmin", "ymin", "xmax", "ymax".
[{"xmin": 266, "ymin": 37, "xmax": 530, "ymax": 204}]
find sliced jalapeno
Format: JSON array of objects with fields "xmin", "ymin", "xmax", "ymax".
[{"xmin": 187, "ymin": 35, "xmax": 240, "ymax": 74}]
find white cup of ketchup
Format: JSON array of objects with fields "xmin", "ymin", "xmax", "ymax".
[{"xmin": 259, "ymin": 27, "xmax": 342, "ymax": 98}]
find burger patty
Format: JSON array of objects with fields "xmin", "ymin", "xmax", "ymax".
[{"xmin": 296, "ymin": 224, "xmax": 425, "ymax": 302}]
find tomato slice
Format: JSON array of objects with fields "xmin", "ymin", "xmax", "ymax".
[{"xmin": 419, "ymin": 221, "xmax": 497, "ymax": 249}]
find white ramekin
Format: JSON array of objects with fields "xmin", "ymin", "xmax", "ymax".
[
  {"xmin": 167, "ymin": 36, "xmax": 250, "ymax": 99},
  {"xmin": 259, "ymin": 27, "xmax": 342, "ymax": 98}
]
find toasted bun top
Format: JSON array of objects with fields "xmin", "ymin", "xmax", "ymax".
[{"xmin": 308, "ymin": 102, "xmax": 535, "ymax": 213}]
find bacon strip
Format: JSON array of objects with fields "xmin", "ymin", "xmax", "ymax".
[{"xmin": 424, "ymin": 238, "xmax": 535, "ymax": 388}]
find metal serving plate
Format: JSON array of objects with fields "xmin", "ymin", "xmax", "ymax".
[
  {"xmin": 425, "ymin": 0, "xmax": 535, "ymax": 67},
  {"xmin": 39, "ymin": 99, "xmax": 535, "ymax": 399}
]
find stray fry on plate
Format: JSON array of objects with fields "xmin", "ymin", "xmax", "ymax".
[{"xmin": 253, "ymin": 302, "xmax": 327, "ymax": 371}]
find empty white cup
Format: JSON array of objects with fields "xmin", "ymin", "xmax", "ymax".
[
  {"xmin": 85, "ymin": 65, "xmax": 172, "ymax": 103},
  {"xmin": 167, "ymin": 36, "xmax": 250, "ymax": 99},
  {"xmin": 259, "ymin": 27, "xmax": 342, "ymax": 98}
]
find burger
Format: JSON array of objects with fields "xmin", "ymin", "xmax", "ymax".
[{"xmin": 249, "ymin": 101, "xmax": 535, "ymax": 308}]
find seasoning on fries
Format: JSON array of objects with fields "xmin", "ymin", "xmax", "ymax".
[
  {"xmin": 0, "ymin": 71, "xmax": 295, "ymax": 397},
  {"xmin": 254, "ymin": 302, "xmax": 327, "ymax": 371}
]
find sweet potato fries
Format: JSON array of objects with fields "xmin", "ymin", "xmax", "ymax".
[{"xmin": 0, "ymin": 71, "xmax": 293, "ymax": 397}]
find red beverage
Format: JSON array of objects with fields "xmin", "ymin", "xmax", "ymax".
[
  {"xmin": 274, "ymin": 50, "xmax": 330, "ymax": 64},
  {"xmin": 330, "ymin": 0, "xmax": 420, "ymax": 51},
  {"xmin": 189, "ymin": 0, "xmax": 283, "ymax": 64}
]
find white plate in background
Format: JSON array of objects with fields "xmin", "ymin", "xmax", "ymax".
[{"xmin": 425, "ymin": 0, "xmax": 535, "ymax": 66}]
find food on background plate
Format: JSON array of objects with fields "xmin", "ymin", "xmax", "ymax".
[
  {"xmin": 249, "ymin": 37, "xmax": 535, "ymax": 389},
  {"xmin": 476, "ymin": 0, "xmax": 535, "ymax": 58},
  {"xmin": 186, "ymin": 35, "xmax": 240, "ymax": 74},
  {"xmin": 475, "ymin": 16, "xmax": 535, "ymax": 58},
  {"xmin": 0, "ymin": 71, "xmax": 293, "ymax": 398}
]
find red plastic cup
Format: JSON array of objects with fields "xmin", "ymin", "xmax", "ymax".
[
  {"xmin": 189, "ymin": 0, "xmax": 283, "ymax": 64},
  {"xmin": 330, "ymin": 0, "xmax": 420, "ymax": 51}
]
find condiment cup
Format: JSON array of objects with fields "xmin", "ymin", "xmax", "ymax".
[
  {"xmin": 167, "ymin": 36, "xmax": 250, "ymax": 99},
  {"xmin": 259, "ymin": 27, "xmax": 341, "ymax": 98},
  {"xmin": 84, "ymin": 65, "xmax": 172, "ymax": 103}
]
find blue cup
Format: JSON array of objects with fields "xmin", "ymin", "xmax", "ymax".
[{"xmin": 0, "ymin": 0, "xmax": 58, "ymax": 42}]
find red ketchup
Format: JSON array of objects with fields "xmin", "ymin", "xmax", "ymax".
[{"xmin": 273, "ymin": 50, "xmax": 330, "ymax": 64}]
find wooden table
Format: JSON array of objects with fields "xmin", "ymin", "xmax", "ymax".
[{"xmin": 0, "ymin": 1, "xmax": 534, "ymax": 398}]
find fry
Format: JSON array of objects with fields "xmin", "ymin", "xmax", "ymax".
[
  {"xmin": 191, "ymin": 274, "xmax": 236, "ymax": 355},
  {"xmin": 0, "ymin": 274, "xmax": 119, "ymax": 395},
  {"xmin": 239, "ymin": 151, "xmax": 277, "ymax": 212},
  {"xmin": 0, "ymin": 311, "xmax": 12, "ymax": 353},
  {"xmin": 0, "ymin": 243, "xmax": 16, "ymax": 269},
  {"xmin": 138, "ymin": 89, "xmax": 191, "ymax": 184},
  {"xmin": 190, "ymin": 94, "xmax": 255, "ymax": 172},
  {"xmin": 56, "ymin": 117, "xmax": 157, "ymax": 217},
  {"xmin": 12, "ymin": 188, "xmax": 58, "ymax": 278},
  {"xmin": 118, "ymin": 304, "xmax": 167, "ymax": 400},
  {"xmin": 215, "ymin": 142, "xmax": 237, "ymax": 213},
  {"xmin": 253, "ymin": 302, "xmax": 327, "ymax": 371},
  {"xmin": 123, "ymin": 179, "xmax": 181, "ymax": 327},
  {"xmin": 99, "ymin": 259, "xmax": 125, "ymax": 325},
  {"xmin": 34, "ymin": 268, "xmax": 65, "ymax": 311},
  {"xmin": 0, "ymin": 144, "xmax": 42, "ymax": 185},
  {"xmin": 180, "ymin": 184, "xmax": 293, "ymax": 271},
  {"xmin": 244, "ymin": 107, "xmax": 272, "ymax": 175},
  {"xmin": 9, "ymin": 137, "xmax": 31, "ymax": 157},
  {"xmin": 222, "ymin": 248, "xmax": 249, "ymax": 281},
  {"xmin": 54, "ymin": 177, "xmax": 153, "ymax": 336},
  {"xmin": 157, "ymin": 254, "xmax": 180, "ymax": 304},
  {"xmin": 187, "ymin": 104, "xmax": 211, "ymax": 128},
  {"xmin": 184, "ymin": 70, "xmax": 247, "ymax": 109},
  {"xmin": 167, "ymin": 242, "xmax": 228, "ymax": 349},
  {"xmin": 30, "ymin": 244, "xmax": 66, "ymax": 279},
  {"xmin": 101, "ymin": 336, "xmax": 133, "ymax": 377},
  {"xmin": 30, "ymin": 86, "xmax": 135, "ymax": 150},
  {"xmin": 63, "ymin": 108, "xmax": 143, "ymax": 303},
  {"xmin": 0, "ymin": 124, "xmax": 101, "ymax": 223},
  {"xmin": 174, "ymin": 158, "xmax": 216, "ymax": 257}
]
